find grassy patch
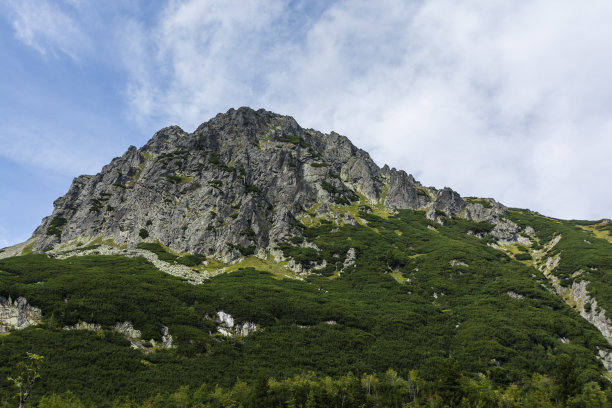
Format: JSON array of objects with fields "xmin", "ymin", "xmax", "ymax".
[
  {"xmin": 389, "ymin": 270, "xmax": 405, "ymax": 284},
  {"xmin": 464, "ymin": 197, "xmax": 493, "ymax": 208},
  {"xmin": 578, "ymin": 223, "xmax": 612, "ymax": 245}
]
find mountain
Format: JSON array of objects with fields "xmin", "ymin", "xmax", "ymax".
[
  {"xmin": 20, "ymin": 107, "xmax": 513, "ymax": 260},
  {"xmin": 1, "ymin": 107, "xmax": 612, "ymax": 407}
]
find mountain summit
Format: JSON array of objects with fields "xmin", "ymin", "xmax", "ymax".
[
  {"xmin": 2, "ymin": 108, "xmax": 612, "ymax": 406},
  {"xmin": 27, "ymin": 107, "xmax": 515, "ymax": 261}
]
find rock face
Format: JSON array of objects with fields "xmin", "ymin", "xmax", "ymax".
[
  {"xmin": 28, "ymin": 107, "xmax": 518, "ymax": 261},
  {"xmin": 215, "ymin": 311, "xmax": 257, "ymax": 337},
  {"xmin": 64, "ymin": 320, "xmax": 174, "ymax": 352},
  {"xmin": 0, "ymin": 296, "xmax": 42, "ymax": 331}
]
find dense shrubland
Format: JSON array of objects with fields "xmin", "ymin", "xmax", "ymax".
[{"xmin": 1, "ymin": 209, "xmax": 611, "ymax": 406}]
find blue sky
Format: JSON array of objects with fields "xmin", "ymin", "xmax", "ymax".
[{"xmin": 2, "ymin": 0, "xmax": 612, "ymax": 247}]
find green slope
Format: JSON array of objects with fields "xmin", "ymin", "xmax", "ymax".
[{"xmin": 1, "ymin": 208, "xmax": 611, "ymax": 406}]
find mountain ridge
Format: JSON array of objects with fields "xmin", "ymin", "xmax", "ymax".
[
  {"xmin": 2, "ymin": 108, "xmax": 612, "ymax": 406},
  {"xmin": 15, "ymin": 107, "xmax": 516, "ymax": 263}
]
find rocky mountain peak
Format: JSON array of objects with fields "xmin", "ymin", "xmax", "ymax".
[{"xmin": 27, "ymin": 107, "xmax": 515, "ymax": 262}]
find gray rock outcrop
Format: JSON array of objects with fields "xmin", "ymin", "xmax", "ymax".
[
  {"xmin": 27, "ymin": 107, "xmax": 517, "ymax": 261},
  {"xmin": 215, "ymin": 311, "xmax": 257, "ymax": 337},
  {"xmin": 0, "ymin": 296, "xmax": 42, "ymax": 331}
]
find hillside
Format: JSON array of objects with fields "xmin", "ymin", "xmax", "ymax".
[{"xmin": 1, "ymin": 108, "xmax": 612, "ymax": 407}]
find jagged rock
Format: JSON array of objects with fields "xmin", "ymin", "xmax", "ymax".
[
  {"xmin": 27, "ymin": 107, "xmax": 522, "ymax": 262},
  {"xmin": 340, "ymin": 156, "xmax": 383, "ymax": 204},
  {"xmin": 343, "ymin": 213, "xmax": 357, "ymax": 226},
  {"xmin": 383, "ymin": 169, "xmax": 428, "ymax": 210},
  {"xmin": 287, "ymin": 259, "xmax": 305, "ymax": 274},
  {"xmin": 343, "ymin": 248, "xmax": 357, "ymax": 270},
  {"xmin": 463, "ymin": 199, "xmax": 524, "ymax": 242},
  {"xmin": 113, "ymin": 321, "xmax": 142, "ymax": 339},
  {"xmin": 63, "ymin": 321, "xmax": 102, "ymax": 331},
  {"xmin": 0, "ymin": 296, "xmax": 42, "ymax": 331},
  {"xmin": 157, "ymin": 326, "xmax": 174, "ymax": 348},
  {"xmin": 464, "ymin": 199, "xmax": 507, "ymax": 222},
  {"xmin": 215, "ymin": 311, "xmax": 257, "ymax": 337},
  {"xmin": 216, "ymin": 311, "xmax": 234, "ymax": 328},
  {"xmin": 315, "ymin": 203, "xmax": 331, "ymax": 216},
  {"xmin": 61, "ymin": 319, "xmax": 173, "ymax": 352},
  {"xmin": 598, "ymin": 349, "xmax": 612, "ymax": 371},
  {"xmin": 426, "ymin": 187, "xmax": 466, "ymax": 221},
  {"xmin": 490, "ymin": 218, "xmax": 522, "ymax": 242},
  {"xmin": 235, "ymin": 322, "xmax": 257, "ymax": 337},
  {"xmin": 449, "ymin": 259, "xmax": 468, "ymax": 267},
  {"xmin": 507, "ymin": 291, "xmax": 524, "ymax": 300}
]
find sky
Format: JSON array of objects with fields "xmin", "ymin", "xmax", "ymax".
[{"xmin": 1, "ymin": 0, "xmax": 612, "ymax": 247}]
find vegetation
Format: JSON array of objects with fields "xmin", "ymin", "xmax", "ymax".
[
  {"xmin": 320, "ymin": 181, "xmax": 359, "ymax": 205},
  {"xmin": 277, "ymin": 135, "xmax": 311, "ymax": 148},
  {"xmin": 464, "ymin": 197, "xmax": 493, "ymax": 209},
  {"xmin": 45, "ymin": 217, "xmax": 66, "ymax": 238},
  {"xmin": 6, "ymin": 352, "xmax": 44, "ymax": 408},
  {"xmin": 176, "ymin": 254, "xmax": 207, "ymax": 267},
  {"xmin": 207, "ymin": 151, "xmax": 220, "ymax": 165},
  {"xmin": 506, "ymin": 210, "xmax": 612, "ymax": 317},
  {"xmin": 245, "ymin": 185, "xmax": 262, "ymax": 194},
  {"xmin": 135, "ymin": 242, "xmax": 205, "ymax": 266},
  {"xmin": 1, "ymin": 208, "xmax": 612, "ymax": 406},
  {"xmin": 165, "ymin": 175, "xmax": 190, "ymax": 184},
  {"xmin": 226, "ymin": 243, "xmax": 256, "ymax": 256},
  {"xmin": 5, "ymin": 366, "xmax": 610, "ymax": 407}
]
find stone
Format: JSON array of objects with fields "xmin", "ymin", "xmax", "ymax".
[
  {"xmin": 236, "ymin": 322, "xmax": 257, "ymax": 337},
  {"xmin": 384, "ymin": 169, "xmax": 428, "ymax": 210},
  {"xmin": 214, "ymin": 311, "xmax": 257, "ymax": 337},
  {"xmin": 63, "ymin": 321, "xmax": 102, "ymax": 331},
  {"xmin": 0, "ymin": 296, "xmax": 42, "ymax": 331},
  {"xmin": 113, "ymin": 321, "xmax": 142, "ymax": 339},
  {"xmin": 216, "ymin": 311, "xmax": 235, "ymax": 328},
  {"xmin": 426, "ymin": 187, "xmax": 466, "ymax": 220}
]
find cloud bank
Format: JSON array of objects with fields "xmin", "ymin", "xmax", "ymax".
[{"xmin": 119, "ymin": 0, "xmax": 612, "ymax": 220}]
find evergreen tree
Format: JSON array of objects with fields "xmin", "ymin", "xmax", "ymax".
[
  {"xmin": 436, "ymin": 358, "xmax": 462, "ymax": 406},
  {"xmin": 250, "ymin": 373, "xmax": 269, "ymax": 407},
  {"xmin": 554, "ymin": 354, "xmax": 581, "ymax": 403}
]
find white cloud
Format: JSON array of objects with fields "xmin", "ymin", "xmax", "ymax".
[
  {"xmin": 7, "ymin": 0, "xmax": 90, "ymax": 60},
  {"xmin": 122, "ymin": 0, "xmax": 286, "ymax": 129},
  {"xmin": 118, "ymin": 0, "xmax": 612, "ymax": 220}
]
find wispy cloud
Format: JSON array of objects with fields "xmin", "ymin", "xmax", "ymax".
[{"xmin": 7, "ymin": 0, "xmax": 91, "ymax": 60}]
